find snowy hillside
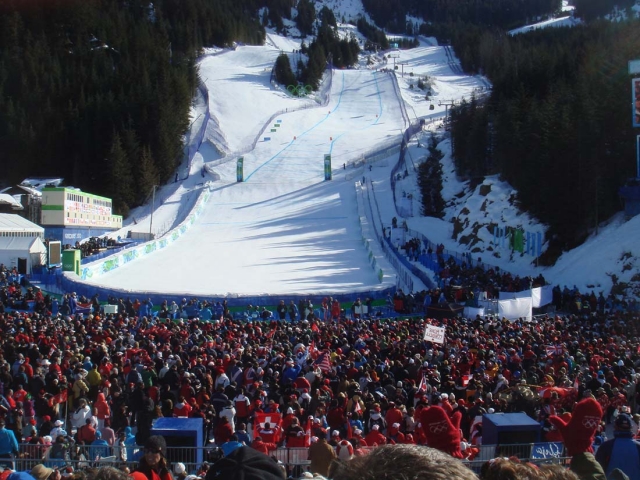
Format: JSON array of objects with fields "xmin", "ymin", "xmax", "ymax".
[{"xmin": 88, "ymin": 4, "xmax": 640, "ymax": 300}]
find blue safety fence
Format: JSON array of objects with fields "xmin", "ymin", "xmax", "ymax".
[{"xmin": 387, "ymin": 123, "xmax": 505, "ymax": 286}]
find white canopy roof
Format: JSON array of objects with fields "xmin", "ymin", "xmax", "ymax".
[
  {"xmin": 0, "ymin": 194, "xmax": 23, "ymax": 210},
  {"xmin": 0, "ymin": 213, "xmax": 44, "ymax": 234},
  {"xmin": 0, "ymin": 236, "xmax": 46, "ymax": 254}
]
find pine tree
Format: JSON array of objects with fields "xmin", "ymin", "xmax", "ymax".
[
  {"xmin": 108, "ymin": 131, "xmax": 135, "ymax": 215},
  {"xmin": 296, "ymin": 0, "xmax": 315, "ymax": 37},
  {"xmin": 418, "ymin": 134, "xmax": 445, "ymax": 218},
  {"xmin": 137, "ymin": 145, "xmax": 159, "ymax": 205},
  {"xmin": 274, "ymin": 53, "xmax": 296, "ymax": 87}
]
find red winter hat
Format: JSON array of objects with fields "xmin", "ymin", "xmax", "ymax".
[
  {"xmin": 420, "ymin": 406, "xmax": 463, "ymax": 458},
  {"xmin": 549, "ymin": 398, "xmax": 603, "ymax": 456}
]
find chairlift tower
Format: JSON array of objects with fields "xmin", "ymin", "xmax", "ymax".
[
  {"xmin": 388, "ymin": 53, "xmax": 399, "ymax": 69},
  {"xmin": 438, "ymin": 99, "xmax": 456, "ymax": 125}
]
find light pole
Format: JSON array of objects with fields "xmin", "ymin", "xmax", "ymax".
[{"xmin": 149, "ymin": 185, "xmax": 158, "ymax": 239}]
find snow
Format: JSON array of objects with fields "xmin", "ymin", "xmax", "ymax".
[
  {"xmin": 78, "ymin": 25, "xmax": 640, "ymax": 299},
  {"xmin": 509, "ymin": 16, "xmax": 581, "ymax": 35}
]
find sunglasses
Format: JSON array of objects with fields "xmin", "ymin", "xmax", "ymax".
[{"xmin": 145, "ymin": 448, "xmax": 162, "ymax": 455}]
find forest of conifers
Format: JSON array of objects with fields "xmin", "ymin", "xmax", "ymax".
[
  {"xmin": 1, "ymin": 0, "xmax": 640, "ymax": 256},
  {"xmin": 436, "ymin": 20, "xmax": 640, "ymax": 257},
  {"xmin": 0, "ymin": 0, "xmax": 265, "ymax": 215}
]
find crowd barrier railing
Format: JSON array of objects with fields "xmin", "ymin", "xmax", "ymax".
[{"xmin": 11, "ymin": 443, "xmax": 568, "ymax": 474}]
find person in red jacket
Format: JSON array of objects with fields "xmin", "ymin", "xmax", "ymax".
[
  {"xmin": 364, "ymin": 424, "xmax": 387, "ymax": 446},
  {"xmin": 93, "ymin": 393, "xmax": 111, "ymax": 430},
  {"xmin": 251, "ymin": 436, "xmax": 277, "ymax": 455},
  {"xmin": 214, "ymin": 417, "xmax": 233, "ymax": 446},
  {"xmin": 281, "ymin": 408, "xmax": 297, "ymax": 433},
  {"xmin": 257, "ymin": 422, "xmax": 279, "ymax": 444},
  {"xmin": 284, "ymin": 418, "xmax": 307, "ymax": 448},
  {"xmin": 234, "ymin": 388, "xmax": 251, "ymax": 423},
  {"xmin": 77, "ymin": 418, "xmax": 97, "ymax": 445},
  {"xmin": 385, "ymin": 401, "xmax": 403, "ymax": 429},
  {"xmin": 402, "ymin": 433, "xmax": 416, "ymax": 444},
  {"xmin": 172, "ymin": 396, "xmax": 192, "ymax": 417},
  {"xmin": 352, "ymin": 428, "xmax": 368, "ymax": 446},
  {"xmin": 386, "ymin": 423, "xmax": 405, "ymax": 445},
  {"xmin": 327, "ymin": 399, "xmax": 346, "ymax": 434}
]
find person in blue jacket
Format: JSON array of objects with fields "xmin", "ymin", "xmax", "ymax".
[
  {"xmin": 89, "ymin": 430, "xmax": 111, "ymax": 460},
  {"xmin": 68, "ymin": 293, "xmax": 78, "ymax": 315},
  {"xmin": 595, "ymin": 412, "xmax": 640, "ymax": 480},
  {"xmin": 0, "ymin": 418, "xmax": 18, "ymax": 469},
  {"xmin": 220, "ymin": 434, "xmax": 244, "ymax": 456}
]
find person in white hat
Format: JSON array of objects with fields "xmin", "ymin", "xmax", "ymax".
[
  {"xmin": 173, "ymin": 462, "xmax": 186, "ymax": 480},
  {"xmin": 49, "ymin": 420, "xmax": 67, "ymax": 441}
]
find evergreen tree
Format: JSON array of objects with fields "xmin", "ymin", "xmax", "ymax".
[
  {"xmin": 296, "ymin": 0, "xmax": 315, "ymax": 37},
  {"xmin": 107, "ymin": 132, "xmax": 134, "ymax": 215},
  {"xmin": 418, "ymin": 134, "xmax": 445, "ymax": 218},
  {"xmin": 136, "ymin": 145, "xmax": 160, "ymax": 205},
  {"xmin": 319, "ymin": 6, "xmax": 337, "ymax": 27},
  {"xmin": 275, "ymin": 53, "xmax": 297, "ymax": 87}
]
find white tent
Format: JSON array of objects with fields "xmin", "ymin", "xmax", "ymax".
[
  {"xmin": 0, "ymin": 214, "xmax": 46, "ymax": 273},
  {"xmin": 0, "ymin": 194, "xmax": 23, "ymax": 210},
  {"xmin": 0, "ymin": 213, "xmax": 44, "ymax": 237},
  {"xmin": 0, "ymin": 236, "xmax": 46, "ymax": 273}
]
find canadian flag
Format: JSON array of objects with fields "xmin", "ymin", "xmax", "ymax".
[
  {"xmin": 418, "ymin": 374, "xmax": 428, "ymax": 393},
  {"xmin": 304, "ymin": 417, "xmax": 312, "ymax": 447},
  {"xmin": 461, "ymin": 374, "xmax": 472, "ymax": 387}
]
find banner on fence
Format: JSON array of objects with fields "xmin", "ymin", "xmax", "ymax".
[
  {"xmin": 530, "ymin": 442, "xmax": 564, "ymax": 459},
  {"xmin": 498, "ymin": 297, "xmax": 532, "ymax": 320}
]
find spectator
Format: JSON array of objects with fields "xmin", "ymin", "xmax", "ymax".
[
  {"xmin": 0, "ymin": 418, "xmax": 18, "ymax": 469},
  {"xmin": 135, "ymin": 436, "xmax": 173, "ymax": 480},
  {"xmin": 308, "ymin": 436, "xmax": 336, "ymax": 477}
]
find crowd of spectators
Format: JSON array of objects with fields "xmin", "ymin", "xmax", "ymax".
[{"xmin": 0, "ymin": 282, "xmax": 637, "ymax": 478}]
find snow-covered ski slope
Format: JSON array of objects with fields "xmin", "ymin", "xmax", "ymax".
[{"xmin": 84, "ymin": 63, "xmax": 406, "ymax": 297}]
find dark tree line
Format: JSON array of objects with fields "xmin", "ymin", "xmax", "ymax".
[
  {"xmin": 418, "ymin": 134, "xmax": 445, "ymax": 218},
  {"xmin": 0, "ymin": 0, "xmax": 264, "ymax": 216},
  {"xmin": 446, "ymin": 20, "xmax": 640, "ymax": 258},
  {"xmin": 574, "ymin": 0, "xmax": 636, "ymax": 21},
  {"xmin": 364, "ymin": 0, "xmax": 561, "ymax": 32},
  {"xmin": 357, "ymin": 18, "xmax": 390, "ymax": 51},
  {"xmin": 295, "ymin": 0, "xmax": 316, "ymax": 37},
  {"xmin": 298, "ymin": 20, "xmax": 360, "ymax": 90},
  {"xmin": 362, "ymin": 0, "xmax": 408, "ymax": 33}
]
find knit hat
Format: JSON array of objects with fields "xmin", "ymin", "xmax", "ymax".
[
  {"xmin": 614, "ymin": 413, "xmax": 633, "ymax": 431},
  {"xmin": 174, "ymin": 463, "xmax": 186, "ymax": 475},
  {"xmin": 205, "ymin": 446, "xmax": 284, "ymax": 480},
  {"xmin": 420, "ymin": 406, "xmax": 463, "ymax": 458},
  {"xmin": 549, "ymin": 398, "xmax": 603, "ymax": 456},
  {"xmin": 145, "ymin": 435, "xmax": 167, "ymax": 457}
]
